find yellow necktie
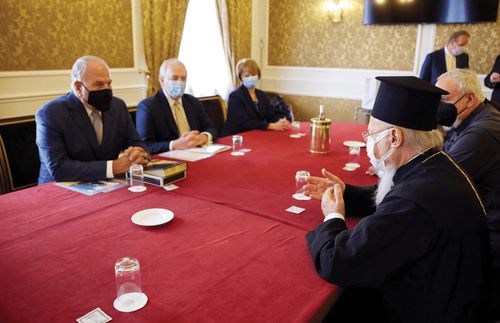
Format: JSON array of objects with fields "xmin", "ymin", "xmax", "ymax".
[
  {"xmin": 445, "ymin": 51, "xmax": 455, "ymax": 72},
  {"xmin": 173, "ymin": 100, "xmax": 190, "ymax": 135},
  {"xmin": 91, "ymin": 111, "xmax": 103, "ymax": 145}
]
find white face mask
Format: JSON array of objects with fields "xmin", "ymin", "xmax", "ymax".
[
  {"xmin": 366, "ymin": 128, "xmax": 395, "ymax": 174},
  {"xmin": 451, "ymin": 46, "xmax": 465, "ymax": 56}
]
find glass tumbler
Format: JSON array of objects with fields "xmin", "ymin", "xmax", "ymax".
[
  {"xmin": 128, "ymin": 164, "xmax": 147, "ymax": 192},
  {"xmin": 231, "ymin": 135, "xmax": 244, "ymax": 156},
  {"xmin": 293, "ymin": 170, "xmax": 311, "ymax": 200},
  {"xmin": 113, "ymin": 257, "xmax": 148, "ymax": 312},
  {"xmin": 346, "ymin": 146, "xmax": 361, "ymax": 168}
]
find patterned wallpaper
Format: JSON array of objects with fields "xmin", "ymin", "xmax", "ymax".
[
  {"xmin": 268, "ymin": 0, "xmax": 417, "ymax": 70},
  {"xmin": 435, "ymin": 8, "xmax": 500, "ymax": 74},
  {"xmin": 282, "ymin": 94, "xmax": 361, "ymax": 123},
  {"xmin": 0, "ymin": 0, "xmax": 133, "ymax": 71},
  {"xmin": 227, "ymin": 0, "xmax": 252, "ymax": 63}
]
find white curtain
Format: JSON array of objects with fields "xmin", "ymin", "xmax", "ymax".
[{"xmin": 178, "ymin": 0, "xmax": 234, "ymax": 100}]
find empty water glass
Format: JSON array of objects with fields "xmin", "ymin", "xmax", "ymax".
[
  {"xmin": 231, "ymin": 135, "xmax": 244, "ymax": 156},
  {"xmin": 113, "ymin": 257, "xmax": 148, "ymax": 312},
  {"xmin": 293, "ymin": 170, "xmax": 311, "ymax": 200},
  {"xmin": 128, "ymin": 165, "xmax": 147, "ymax": 192},
  {"xmin": 346, "ymin": 146, "xmax": 361, "ymax": 169}
]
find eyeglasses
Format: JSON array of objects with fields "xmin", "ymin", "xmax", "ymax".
[{"xmin": 362, "ymin": 127, "xmax": 393, "ymax": 142}]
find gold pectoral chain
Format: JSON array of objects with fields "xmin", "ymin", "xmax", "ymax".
[{"xmin": 422, "ymin": 151, "xmax": 486, "ymax": 216}]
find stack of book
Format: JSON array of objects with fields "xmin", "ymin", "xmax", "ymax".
[{"xmin": 138, "ymin": 159, "xmax": 188, "ymax": 187}]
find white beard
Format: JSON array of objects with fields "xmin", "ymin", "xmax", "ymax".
[{"xmin": 374, "ymin": 165, "xmax": 397, "ymax": 206}]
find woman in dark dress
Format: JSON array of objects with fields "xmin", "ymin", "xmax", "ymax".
[{"xmin": 221, "ymin": 58, "xmax": 289, "ymax": 137}]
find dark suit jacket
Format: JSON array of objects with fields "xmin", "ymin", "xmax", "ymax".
[
  {"xmin": 35, "ymin": 92, "xmax": 146, "ymax": 184},
  {"xmin": 485, "ymin": 55, "xmax": 500, "ymax": 104},
  {"xmin": 136, "ymin": 90, "xmax": 217, "ymax": 154},
  {"xmin": 419, "ymin": 48, "xmax": 469, "ymax": 85},
  {"xmin": 221, "ymin": 85, "xmax": 280, "ymax": 137}
]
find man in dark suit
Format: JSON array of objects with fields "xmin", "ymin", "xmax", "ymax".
[
  {"xmin": 436, "ymin": 69, "xmax": 500, "ymax": 320},
  {"xmin": 303, "ymin": 77, "xmax": 490, "ymax": 322},
  {"xmin": 485, "ymin": 55, "xmax": 500, "ymax": 104},
  {"xmin": 136, "ymin": 59, "xmax": 217, "ymax": 154},
  {"xmin": 36, "ymin": 56, "xmax": 149, "ymax": 184},
  {"xmin": 419, "ymin": 30, "xmax": 470, "ymax": 85}
]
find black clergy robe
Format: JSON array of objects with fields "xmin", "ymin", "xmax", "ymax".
[{"xmin": 306, "ymin": 149, "xmax": 490, "ymax": 323}]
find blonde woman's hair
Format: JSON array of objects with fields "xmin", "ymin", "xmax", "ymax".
[{"xmin": 236, "ymin": 58, "xmax": 261, "ymax": 81}]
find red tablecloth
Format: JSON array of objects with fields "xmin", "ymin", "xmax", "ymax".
[
  {"xmin": 166, "ymin": 122, "xmax": 375, "ymax": 231},
  {"xmin": 0, "ymin": 122, "xmax": 375, "ymax": 323}
]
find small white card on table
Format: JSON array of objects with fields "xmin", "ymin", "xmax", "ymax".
[
  {"xmin": 286, "ymin": 206, "xmax": 306, "ymax": 214},
  {"xmin": 76, "ymin": 307, "xmax": 112, "ymax": 323}
]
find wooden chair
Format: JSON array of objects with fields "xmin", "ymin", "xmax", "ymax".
[
  {"xmin": 0, "ymin": 117, "xmax": 40, "ymax": 194},
  {"xmin": 198, "ymin": 95, "xmax": 227, "ymax": 134}
]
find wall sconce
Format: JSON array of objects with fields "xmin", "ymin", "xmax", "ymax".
[{"xmin": 325, "ymin": 0, "xmax": 343, "ymax": 23}]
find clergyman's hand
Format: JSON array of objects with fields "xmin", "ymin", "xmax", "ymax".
[
  {"xmin": 303, "ymin": 168, "xmax": 345, "ymax": 200},
  {"xmin": 321, "ymin": 184, "xmax": 345, "ymax": 218}
]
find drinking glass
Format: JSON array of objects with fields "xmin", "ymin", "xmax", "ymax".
[
  {"xmin": 231, "ymin": 135, "xmax": 244, "ymax": 156},
  {"xmin": 128, "ymin": 165, "xmax": 147, "ymax": 192},
  {"xmin": 293, "ymin": 170, "xmax": 311, "ymax": 200},
  {"xmin": 113, "ymin": 257, "xmax": 148, "ymax": 312},
  {"xmin": 346, "ymin": 146, "xmax": 361, "ymax": 168}
]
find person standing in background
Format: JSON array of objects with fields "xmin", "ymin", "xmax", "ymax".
[
  {"xmin": 420, "ymin": 30, "xmax": 470, "ymax": 85},
  {"xmin": 485, "ymin": 55, "xmax": 500, "ymax": 105}
]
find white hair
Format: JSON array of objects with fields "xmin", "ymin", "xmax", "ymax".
[
  {"xmin": 158, "ymin": 58, "xmax": 186, "ymax": 80},
  {"xmin": 437, "ymin": 69, "xmax": 485, "ymax": 102},
  {"xmin": 401, "ymin": 128, "xmax": 444, "ymax": 152},
  {"xmin": 376, "ymin": 119, "xmax": 444, "ymax": 153},
  {"xmin": 70, "ymin": 55, "xmax": 109, "ymax": 89}
]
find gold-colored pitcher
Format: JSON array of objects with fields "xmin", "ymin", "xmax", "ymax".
[{"xmin": 309, "ymin": 117, "xmax": 331, "ymax": 154}]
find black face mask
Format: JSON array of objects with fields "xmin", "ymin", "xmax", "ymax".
[
  {"xmin": 436, "ymin": 93, "xmax": 468, "ymax": 127},
  {"xmin": 81, "ymin": 83, "xmax": 113, "ymax": 112},
  {"xmin": 436, "ymin": 101, "xmax": 458, "ymax": 127}
]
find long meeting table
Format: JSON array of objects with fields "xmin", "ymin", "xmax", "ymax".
[{"xmin": 0, "ymin": 123, "xmax": 376, "ymax": 322}]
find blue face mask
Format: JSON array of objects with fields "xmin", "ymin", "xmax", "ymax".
[
  {"xmin": 242, "ymin": 75, "xmax": 259, "ymax": 89},
  {"xmin": 166, "ymin": 80, "xmax": 186, "ymax": 98}
]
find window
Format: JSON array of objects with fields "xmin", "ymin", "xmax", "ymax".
[{"xmin": 179, "ymin": 0, "xmax": 233, "ymax": 100}]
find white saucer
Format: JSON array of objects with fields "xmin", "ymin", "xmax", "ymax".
[
  {"xmin": 292, "ymin": 193, "xmax": 311, "ymax": 201},
  {"xmin": 113, "ymin": 292, "xmax": 148, "ymax": 312},
  {"xmin": 343, "ymin": 140, "xmax": 366, "ymax": 148},
  {"xmin": 128, "ymin": 185, "xmax": 147, "ymax": 192},
  {"xmin": 231, "ymin": 151, "xmax": 245, "ymax": 156},
  {"xmin": 131, "ymin": 208, "xmax": 174, "ymax": 226}
]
